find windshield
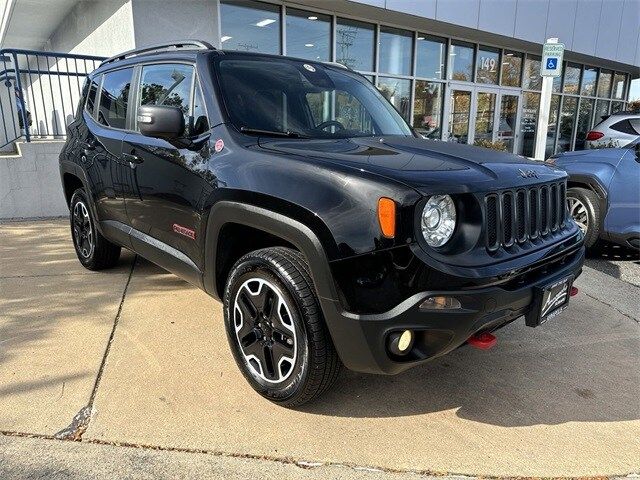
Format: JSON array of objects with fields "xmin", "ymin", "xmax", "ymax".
[{"xmin": 215, "ymin": 56, "xmax": 413, "ymax": 139}]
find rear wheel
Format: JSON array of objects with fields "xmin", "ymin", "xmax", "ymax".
[
  {"xmin": 223, "ymin": 247, "xmax": 341, "ymax": 407},
  {"xmin": 69, "ymin": 188, "xmax": 121, "ymax": 270},
  {"xmin": 567, "ymin": 187, "xmax": 601, "ymax": 248}
]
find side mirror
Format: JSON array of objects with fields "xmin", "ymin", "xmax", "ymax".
[{"xmin": 137, "ymin": 105, "xmax": 185, "ymax": 140}]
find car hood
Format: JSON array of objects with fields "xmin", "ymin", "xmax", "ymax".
[
  {"xmin": 258, "ymin": 135, "xmax": 566, "ymax": 194},
  {"xmin": 552, "ymin": 147, "xmax": 627, "ymax": 164}
]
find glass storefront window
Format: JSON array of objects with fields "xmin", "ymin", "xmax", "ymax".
[
  {"xmin": 553, "ymin": 68, "xmax": 562, "ymax": 93},
  {"xmin": 597, "ymin": 70, "xmax": 612, "ymax": 98},
  {"xmin": 545, "ymin": 95, "xmax": 560, "ymax": 158},
  {"xmin": 557, "ymin": 96, "xmax": 578, "ymax": 152},
  {"xmin": 476, "ymin": 46, "xmax": 499, "ymax": 84},
  {"xmin": 611, "ymin": 101, "xmax": 625, "ymax": 113},
  {"xmin": 594, "ymin": 99, "xmax": 610, "ymax": 126},
  {"xmin": 448, "ymin": 41, "xmax": 474, "ymax": 82},
  {"xmin": 336, "ymin": 18, "xmax": 375, "ymax": 72},
  {"xmin": 220, "ymin": 0, "xmax": 281, "ymax": 55},
  {"xmin": 519, "ymin": 92, "xmax": 540, "ymax": 157},
  {"xmin": 581, "ymin": 66, "xmax": 597, "ymax": 96},
  {"xmin": 377, "ymin": 76, "xmax": 411, "ymax": 121},
  {"xmin": 416, "ymin": 35, "xmax": 446, "ymax": 79},
  {"xmin": 447, "ymin": 89, "xmax": 472, "ymax": 142},
  {"xmin": 575, "ymin": 98, "xmax": 595, "ymax": 150},
  {"xmin": 563, "ymin": 63, "xmax": 581, "ymax": 94},
  {"xmin": 523, "ymin": 56, "xmax": 542, "ymax": 90},
  {"xmin": 379, "ymin": 27, "xmax": 413, "ymax": 76},
  {"xmin": 474, "ymin": 92, "xmax": 496, "ymax": 142},
  {"xmin": 612, "ymin": 73, "xmax": 626, "ymax": 99},
  {"xmin": 286, "ymin": 8, "xmax": 331, "ymax": 61},
  {"xmin": 413, "ymin": 80, "xmax": 443, "ymax": 138},
  {"xmin": 501, "ymin": 51, "xmax": 522, "ymax": 87}
]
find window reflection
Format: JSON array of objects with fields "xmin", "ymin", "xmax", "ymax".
[
  {"xmin": 545, "ymin": 95, "xmax": 560, "ymax": 158},
  {"xmin": 413, "ymin": 80, "xmax": 443, "ymax": 138},
  {"xmin": 557, "ymin": 96, "xmax": 577, "ymax": 152},
  {"xmin": 612, "ymin": 73, "xmax": 626, "ymax": 99},
  {"xmin": 575, "ymin": 98, "xmax": 594, "ymax": 150},
  {"xmin": 377, "ymin": 77, "xmax": 411, "ymax": 121},
  {"xmin": 448, "ymin": 42, "xmax": 474, "ymax": 82},
  {"xmin": 597, "ymin": 70, "xmax": 612, "ymax": 98},
  {"xmin": 379, "ymin": 27, "xmax": 413, "ymax": 76},
  {"xmin": 581, "ymin": 66, "xmax": 597, "ymax": 96},
  {"xmin": 220, "ymin": 0, "xmax": 280, "ymax": 54},
  {"xmin": 336, "ymin": 18, "xmax": 375, "ymax": 72},
  {"xmin": 523, "ymin": 56, "xmax": 542, "ymax": 90},
  {"xmin": 519, "ymin": 92, "xmax": 540, "ymax": 157},
  {"xmin": 474, "ymin": 92, "xmax": 496, "ymax": 142},
  {"xmin": 476, "ymin": 46, "xmax": 499, "ymax": 84},
  {"xmin": 594, "ymin": 99, "xmax": 609, "ymax": 126},
  {"xmin": 447, "ymin": 89, "xmax": 471, "ymax": 143},
  {"xmin": 286, "ymin": 8, "xmax": 331, "ymax": 61},
  {"xmin": 416, "ymin": 35, "xmax": 446, "ymax": 79},
  {"xmin": 563, "ymin": 63, "xmax": 581, "ymax": 94},
  {"xmin": 501, "ymin": 51, "xmax": 522, "ymax": 87},
  {"xmin": 498, "ymin": 95, "xmax": 518, "ymax": 152}
]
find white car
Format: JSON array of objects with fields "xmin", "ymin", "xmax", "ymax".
[{"xmin": 585, "ymin": 112, "xmax": 640, "ymax": 149}]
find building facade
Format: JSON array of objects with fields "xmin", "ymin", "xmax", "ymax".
[{"xmin": 1, "ymin": 0, "xmax": 639, "ymax": 157}]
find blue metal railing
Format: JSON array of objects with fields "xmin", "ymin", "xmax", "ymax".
[{"xmin": 0, "ymin": 48, "xmax": 106, "ymax": 149}]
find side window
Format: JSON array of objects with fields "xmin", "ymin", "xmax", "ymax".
[
  {"xmin": 629, "ymin": 118, "xmax": 640, "ymax": 135},
  {"xmin": 137, "ymin": 63, "xmax": 194, "ymax": 133},
  {"xmin": 97, "ymin": 68, "xmax": 133, "ymax": 129},
  {"xmin": 192, "ymin": 80, "xmax": 210, "ymax": 136},
  {"xmin": 85, "ymin": 77, "xmax": 100, "ymax": 117},
  {"xmin": 610, "ymin": 119, "xmax": 637, "ymax": 135}
]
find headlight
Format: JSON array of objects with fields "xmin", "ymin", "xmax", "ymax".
[{"xmin": 421, "ymin": 195, "xmax": 456, "ymax": 247}]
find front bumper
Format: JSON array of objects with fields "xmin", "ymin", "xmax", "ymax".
[{"xmin": 321, "ymin": 244, "xmax": 585, "ymax": 375}]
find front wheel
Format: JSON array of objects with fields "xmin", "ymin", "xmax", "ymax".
[
  {"xmin": 567, "ymin": 187, "xmax": 602, "ymax": 248},
  {"xmin": 223, "ymin": 247, "xmax": 341, "ymax": 407}
]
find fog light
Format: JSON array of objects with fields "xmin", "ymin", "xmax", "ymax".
[
  {"xmin": 388, "ymin": 330, "xmax": 414, "ymax": 356},
  {"xmin": 420, "ymin": 296, "xmax": 461, "ymax": 310}
]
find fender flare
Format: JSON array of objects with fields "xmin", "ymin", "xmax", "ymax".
[
  {"xmin": 59, "ymin": 160, "xmax": 106, "ymax": 234},
  {"xmin": 202, "ymin": 201, "xmax": 340, "ymax": 304}
]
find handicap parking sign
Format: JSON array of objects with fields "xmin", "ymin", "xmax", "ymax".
[{"xmin": 541, "ymin": 42, "xmax": 564, "ymax": 77}]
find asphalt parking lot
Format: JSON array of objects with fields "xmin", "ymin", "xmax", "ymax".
[{"xmin": 1, "ymin": 219, "xmax": 639, "ymax": 479}]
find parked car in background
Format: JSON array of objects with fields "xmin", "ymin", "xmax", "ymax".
[
  {"xmin": 549, "ymin": 137, "xmax": 640, "ymax": 249},
  {"xmin": 585, "ymin": 111, "xmax": 640, "ymax": 149}
]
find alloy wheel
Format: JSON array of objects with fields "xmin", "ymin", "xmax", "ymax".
[
  {"xmin": 233, "ymin": 278, "xmax": 297, "ymax": 383},
  {"xmin": 567, "ymin": 197, "xmax": 589, "ymax": 234},
  {"xmin": 72, "ymin": 201, "xmax": 94, "ymax": 258}
]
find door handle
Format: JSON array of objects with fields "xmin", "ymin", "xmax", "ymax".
[{"xmin": 123, "ymin": 152, "xmax": 144, "ymax": 168}]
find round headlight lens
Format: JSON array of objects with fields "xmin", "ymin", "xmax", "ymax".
[{"xmin": 421, "ymin": 195, "xmax": 457, "ymax": 247}]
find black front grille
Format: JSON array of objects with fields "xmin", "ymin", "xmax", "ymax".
[{"xmin": 485, "ymin": 181, "xmax": 567, "ymax": 251}]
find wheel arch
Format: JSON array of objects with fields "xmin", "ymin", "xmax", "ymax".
[
  {"xmin": 566, "ymin": 173, "xmax": 608, "ymax": 221},
  {"xmin": 203, "ymin": 201, "xmax": 340, "ymax": 304}
]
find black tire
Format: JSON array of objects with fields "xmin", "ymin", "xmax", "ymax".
[
  {"xmin": 223, "ymin": 247, "xmax": 341, "ymax": 407},
  {"xmin": 69, "ymin": 188, "xmax": 121, "ymax": 270},
  {"xmin": 567, "ymin": 187, "xmax": 602, "ymax": 248}
]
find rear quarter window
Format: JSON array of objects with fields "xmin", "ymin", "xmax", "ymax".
[
  {"xmin": 85, "ymin": 77, "xmax": 100, "ymax": 117},
  {"xmin": 610, "ymin": 119, "xmax": 638, "ymax": 135}
]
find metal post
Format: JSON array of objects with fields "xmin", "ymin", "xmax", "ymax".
[
  {"xmin": 12, "ymin": 51, "xmax": 30, "ymax": 142},
  {"xmin": 534, "ymin": 38, "xmax": 558, "ymax": 160}
]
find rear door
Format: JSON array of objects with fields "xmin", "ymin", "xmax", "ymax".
[
  {"xmin": 122, "ymin": 62, "xmax": 213, "ymax": 283},
  {"xmin": 84, "ymin": 67, "xmax": 134, "ymax": 245},
  {"xmin": 605, "ymin": 144, "xmax": 640, "ymax": 236}
]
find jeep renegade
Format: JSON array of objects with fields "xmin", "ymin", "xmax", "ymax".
[{"xmin": 59, "ymin": 41, "xmax": 585, "ymax": 406}]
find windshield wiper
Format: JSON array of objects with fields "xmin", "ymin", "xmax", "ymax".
[{"xmin": 240, "ymin": 126, "xmax": 309, "ymax": 138}]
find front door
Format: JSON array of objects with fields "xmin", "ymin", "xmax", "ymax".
[
  {"xmin": 444, "ymin": 84, "xmax": 521, "ymax": 153},
  {"xmin": 122, "ymin": 63, "xmax": 213, "ymax": 283}
]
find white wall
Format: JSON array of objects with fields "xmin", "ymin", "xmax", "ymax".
[
  {"xmin": 44, "ymin": 0, "xmax": 135, "ymax": 56},
  {"xmin": 0, "ymin": 141, "xmax": 67, "ymax": 219}
]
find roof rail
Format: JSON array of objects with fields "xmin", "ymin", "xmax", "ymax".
[
  {"xmin": 100, "ymin": 40, "xmax": 215, "ymax": 66},
  {"xmin": 322, "ymin": 61, "xmax": 351, "ymax": 71}
]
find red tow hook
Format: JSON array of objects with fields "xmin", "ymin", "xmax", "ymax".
[
  {"xmin": 570, "ymin": 286, "xmax": 579, "ymax": 297},
  {"xmin": 468, "ymin": 332, "xmax": 497, "ymax": 350}
]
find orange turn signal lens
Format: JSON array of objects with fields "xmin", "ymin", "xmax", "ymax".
[{"xmin": 378, "ymin": 197, "xmax": 396, "ymax": 238}]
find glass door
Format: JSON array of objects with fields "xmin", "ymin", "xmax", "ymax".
[
  {"xmin": 445, "ymin": 86, "xmax": 473, "ymax": 143},
  {"xmin": 474, "ymin": 91, "xmax": 498, "ymax": 144},
  {"xmin": 496, "ymin": 93, "xmax": 520, "ymax": 153}
]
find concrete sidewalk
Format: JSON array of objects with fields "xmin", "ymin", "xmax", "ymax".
[{"xmin": 1, "ymin": 219, "xmax": 639, "ymax": 478}]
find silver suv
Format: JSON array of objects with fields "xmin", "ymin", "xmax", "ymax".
[{"xmin": 585, "ymin": 111, "xmax": 640, "ymax": 149}]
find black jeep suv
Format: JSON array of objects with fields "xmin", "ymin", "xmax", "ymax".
[{"xmin": 60, "ymin": 41, "xmax": 584, "ymax": 406}]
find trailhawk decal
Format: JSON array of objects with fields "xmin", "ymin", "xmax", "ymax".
[{"xmin": 173, "ymin": 223, "xmax": 196, "ymax": 240}]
